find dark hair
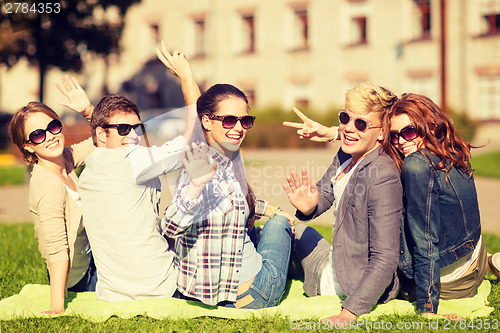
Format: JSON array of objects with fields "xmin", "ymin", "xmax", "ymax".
[
  {"xmin": 196, "ymin": 84, "xmax": 257, "ymax": 228},
  {"xmin": 383, "ymin": 93, "xmax": 472, "ymax": 176},
  {"xmin": 9, "ymin": 102, "xmax": 61, "ymax": 164},
  {"xmin": 196, "ymin": 84, "xmax": 249, "ymax": 120},
  {"xmin": 91, "ymin": 94, "xmax": 141, "ymax": 145}
]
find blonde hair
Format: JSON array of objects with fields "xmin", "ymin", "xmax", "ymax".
[{"xmin": 344, "ymin": 83, "xmax": 397, "ymax": 119}]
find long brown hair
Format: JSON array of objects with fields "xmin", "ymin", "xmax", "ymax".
[
  {"xmin": 383, "ymin": 93, "xmax": 472, "ymax": 176},
  {"xmin": 9, "ymin": 102, "xmax": 61, "ymax": 165},
  {"xmin": 196, "ymin": 84, "xmax": 257, "ymax": 229}
]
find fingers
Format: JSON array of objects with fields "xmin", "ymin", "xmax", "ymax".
[
  {"xmin": 71, "ymin": 76, "xmax": 82, "ymax": 90},
  {"xmin": 292, "ymin": 106, "xmax": 312, "ymax": 123},
  {"xmin": 301, "ymin": 168, "xmax": 309, "ymax": 185},
  {"xmin": 286, "ymin": 175, "xmax": 296, "ymax": 192},
  {"xmin": 310, "ymin": 178, "xmax": 317, "ymax": 192},
  {"xmin": 290, "ymin": 169, "xmax": 301, "ymax": 190},
  {"xmin": 191, "ymin": 142, "xmax": 200, "ymax": 160},
  {"xmin": 282, "ymin": 183, "xmax": 291, "ymax": 195},
  {"xmin": 282, "ymin": 121, "xmax": 304, "ymax": 129},
  {"xmin": 183, "ymin": 145, "xmax": 193, "ymax": 163}
]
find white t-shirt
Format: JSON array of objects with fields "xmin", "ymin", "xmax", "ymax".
[
  {"xmin": 320, "ymin": 158, "xmax": 358, "ymax": 296},
  {"xmin": 79, "ymin": 135, "xmax": 185, "ymax": 301}
]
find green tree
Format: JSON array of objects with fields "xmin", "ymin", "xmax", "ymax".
[{"xmin": 0, "ymin": 0, "xmax": 141, "ymax": 102}]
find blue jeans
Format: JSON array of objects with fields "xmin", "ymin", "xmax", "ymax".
[{"xmin": 224, "ymin": 215, "xmax": 292, "ymax": 309}]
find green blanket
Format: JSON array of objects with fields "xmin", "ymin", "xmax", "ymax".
[{"xmin": 0, "ymin": 280, "xmax": 493, "ymax": 322}]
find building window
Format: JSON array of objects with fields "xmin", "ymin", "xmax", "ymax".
[
  {"xmin": 150, "ymin": 23, "xmax": 160, "ymax": 43},
  {"xmin": 293, "ymin": 8, "xmax": 308, "ymax": 49},
  {"xmin": 412, "ymin": 0, "xmax": 431, "ymax": 39},
  {"xmin": 480, "ymin": 0, "xmax": 500, "ymax": 35},
  {"xmin": 245, "ymin": 88, "xmax": 256, "ymax": 106},
  {"xmin": 347, "ymin": 0, "xmax": 368, "ymax": 45},
  {"xmin": 241, "ymin": 14, "xmax": 255, "ymax": 53},
  {"xmin": 410, "ymin": 75, "xmax": 439, "ymax": 105},
  {"xmin": 479, "ymin": 75, "xmax": 500, "ymax": 119},
  {"xmin": 194, "ymin": 18, "xmax": 206, "ymax": 57},
  {"xmin": 289, "ymin": 81, "xmax": 311, "ymax": 109}
]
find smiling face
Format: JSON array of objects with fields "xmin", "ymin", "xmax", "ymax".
[
  {"xmin": 96, "ymin": 112, "xmax": 142, "ymax": 149},
  {"xmin": 390, "ymin": 113, "xmax": 423, "ymax": 157},
  {"xmin": 339, "ymin": 109, "xmax": 384, "ymax": 163},
  {"xmin": 202, "ymin": 96, "xmax": 249, "ymax": 157},
  {"xmin": 22, "ymin": 112, "xmax": 65, "ymax": 164}
]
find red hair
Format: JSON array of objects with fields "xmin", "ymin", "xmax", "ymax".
[{"xmin": 383, "ymin": 93, "xmax": 472, "ymax": 176}]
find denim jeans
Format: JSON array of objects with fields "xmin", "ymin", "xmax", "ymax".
[
  {"xmin": 47, "ymin": 255, "xmax": 97, "ymax": 292},
  {"xmin": 224, "ymin": 215, "xmax": 292, "ymax": 309}
]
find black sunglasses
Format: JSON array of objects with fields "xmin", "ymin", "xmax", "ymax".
[
  {"xmin": 389, "ymin": 124, "xmax": 418, "ymax": 145},
  {"xmin": 101, "ymin": 123, "xmax": 147, "ymax": 136},
  {"xmin": 208, "ymin": 115, "xmax": 255, "ymax": 129},
  {"xmin": 25, "ymin": 119, "xmax": 63, "ymax": 144},
  {"xmin": 338, "ymin": 111, "xmax": 381, "ymax": 132}
]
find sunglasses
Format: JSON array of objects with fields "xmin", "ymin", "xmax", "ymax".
[
  {"xmin": 208, "ymin": 115, "xmax": 255, "ymax": 129},
  {"xmin": 389, "ymin": 124, "xmax": 418, "ymax": 145},
  {"xmin": 338, "ymin": 111, "xmax": 381, "ymax": 132},
  {"xmin": 101, "ymin": 123, "xmax": 147, "ymax": 136},
  {"xmin": 25, "ymin": 119, "xmax": 63, "ymax": 144}
]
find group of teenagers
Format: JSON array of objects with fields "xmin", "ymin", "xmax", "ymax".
[{"xmin": 8, "ymin": 42, "xmax": 500, "ymax": 325}]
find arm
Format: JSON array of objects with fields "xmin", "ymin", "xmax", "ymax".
[
  {"xmin": 340, "ymin": 165, "xmax": 403, "ymax": 316},
  {"xmin": 283, "ymin": 107, "xmax": 338, "ymax": 142},
  {"xmin": 402, "ymin": 155, "xmax": 441, "ymax": 314},
  {"xmin": 44, "ymin": 260, "xmax": 69, "ymax": 314},
  {"xmin": 156, "ymin": 41, "xmax": 201, "ymax": 142},
  {"xmin": 129, "ymin": 135, "xmax": 186, "ymax": 184},
  {"xmin": 56, "ymin": 75, "xmax": 93, "ymax": 120},
  {"xmin": 66, "ymin": 137, "xmax": 94, "ymax": 169},
  {"xmin": 35, "ymin": 179, "xmax": 71, "ymax": 313}
]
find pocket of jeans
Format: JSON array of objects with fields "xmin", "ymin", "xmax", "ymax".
[{"xmin": 263, "ymin": 259, "xmax": 279, "ymax": 280}]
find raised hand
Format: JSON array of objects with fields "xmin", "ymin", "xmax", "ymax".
[
  {"xmin": 182, "ymin": 142, "xmax": 216, "ymax": 188},
  {"xmin": 283, "ymin": 168, "xmax": 319, "ymax": 216},
  {"xmin": 283, "ymin": 107, "xmax": 337, "ymax": 142},
  {"xmin": 156, "ymin": 40, "xmax": 193, "ymax": 81},
  {"xmin": 56, "ymin": 75, "xmax": 93, "ymax": 118}
]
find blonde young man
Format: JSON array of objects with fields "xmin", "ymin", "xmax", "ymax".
[{"xmin": 283, "ymin": 84, "xmax": 403, "ymax": 327}]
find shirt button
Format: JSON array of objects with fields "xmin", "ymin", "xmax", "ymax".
[
  {"xmin": 400, "ymin": 251, "xmax": 403, "ymax": 254},
  {"xmin": 236, "ymin": 270, "xmax": 239, "ymax": 273}
]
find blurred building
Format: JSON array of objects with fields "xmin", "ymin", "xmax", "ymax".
[{"xmin": 1, "ymin": 0, "xmax": 499, "ymax": 121}]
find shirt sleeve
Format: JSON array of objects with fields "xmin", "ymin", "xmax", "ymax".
[
  {"xmin": 128, "ymin": 135, "xmax": 186, "ymax": 184},
  {"xmin": 402, "ymin": 155, "xmax": 441, "ymax": 314},
  {"xmin": 66, "ymin": 137, "xmax": 94, "ymax": 169},
  {"xmin": 34, "ymin": 179, "xmax": 70, "ymax": 263},
  {"xmin": 254, "ymin": 199, "xmax": 267, "ymax": 219}
]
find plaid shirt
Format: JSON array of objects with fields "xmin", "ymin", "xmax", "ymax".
[{"xmin": 163, "ymin": 146, "xmax": 267, "ymax": 305}]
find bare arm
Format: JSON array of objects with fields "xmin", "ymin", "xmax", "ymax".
[
  {"xmin": 43, "ymin": 260, "xmax": 69, "ymax": 314},
  {"xmin": 156, "ymin": 41, "xmax": 201, "ymax": 142}
]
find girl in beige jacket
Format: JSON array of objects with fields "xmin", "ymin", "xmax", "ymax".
[{"xmin": 9, "ymin": 77, "xmax": 96, "ymax": 314}]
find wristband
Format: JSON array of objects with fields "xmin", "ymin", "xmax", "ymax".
[{"xmin": 270, "ymin": 207, "xmax": 281, "ymax": 218}]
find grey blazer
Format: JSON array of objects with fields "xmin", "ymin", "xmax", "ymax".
[{"xmin": 297, "ymin": 147, "xmax": 403, "ymax": 315}]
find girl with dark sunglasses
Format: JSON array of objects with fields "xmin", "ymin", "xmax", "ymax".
[
  {"xmin": 9, "ymin": 76, "xmax": 97, "ymax": 314},
  {"xmin": 164, "ymin": 83, "xmax": 295, "ymax": 308},
  {"xmin": 383, "ymin": 93, "xmax": 500, "ymax": 316}
]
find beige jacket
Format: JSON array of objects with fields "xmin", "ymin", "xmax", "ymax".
[{"xmin": 29, "ymin": 138, "xmax": 94, "ymax": 268}]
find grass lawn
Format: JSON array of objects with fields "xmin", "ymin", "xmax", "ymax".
[
  {"xmin": 0, "ymin": 223, "xmax": 499, "ymax": 332},
  {"xmin": 471, "ymin": 151, "xmax": 500, "ymax": 179},
  {"xmin": 0, "ymin": 166, "xmax": 26, "ymax": 186}
]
